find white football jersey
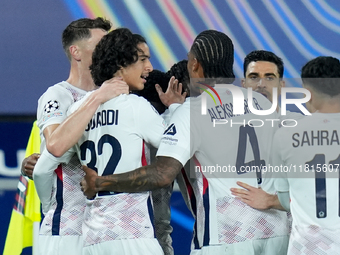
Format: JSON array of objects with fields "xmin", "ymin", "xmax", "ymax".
[
  {"xmin": 37, "ymin": 81, "xmax": 87, "ymax": 151},
  {"xmin": 36, "ymin": 81, "xmax": 87, "ymax": 236},
  {"xmin": 273, "ymin": 113, "xmax": 340, "ymax": 255},
  {"xmin": 157, "ymin": 85, "xmax": 290, "ymax": 247},
  {"xmin": 68, "ymin": 93, "xmax": 166, "ymax": 247}
]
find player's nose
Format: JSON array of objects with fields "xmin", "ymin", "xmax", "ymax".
[
  {"xmin": 257, "ymin": 78, "xmax": 266, "ymax": 87},
  {"xmin": 145, "ymin": 59, "xmax": 153, "ymax": 72}
]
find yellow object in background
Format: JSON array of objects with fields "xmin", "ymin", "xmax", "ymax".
[{"xmin": 3, "ymin": 121, "xmax": 41, "ymax": 255}]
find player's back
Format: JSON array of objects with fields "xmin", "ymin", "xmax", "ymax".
[
  {"xmin": 274, "ymin": 113, "xmax": 340, "ymax": 254},
  {"xmin": 69, "ymin": 93, "xmax": 166, "ymax": 247},
  {"xmin": 189, "ymin": 85, "xmax": 290, "ymax": 246}
]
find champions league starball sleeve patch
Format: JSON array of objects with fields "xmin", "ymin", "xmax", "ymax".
[
  {"xmin": 44, "ymin": 100, "xmax": 60, "ymax": 113},
  {"xmin": 42, "ymin": 100, "xmax": 63, "ymax": 121}
]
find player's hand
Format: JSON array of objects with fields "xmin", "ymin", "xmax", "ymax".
[
  {"xmin": 230, "ymin": 181, "xmax": 275, "ymax": 210},
  {"xmin": 156, "ymin": 76, "xmax": 187, "ymax": 107},
  {"xmin": 80, "ymin": 165, "xmax": 99, "ymax": 199},
  {"xmin": 21, "ymin": 153, "xmax": 40, "ymax": 179},
  {"xmin": 96, "ymin": 76, "xmax": 129, "ymax": 104}
]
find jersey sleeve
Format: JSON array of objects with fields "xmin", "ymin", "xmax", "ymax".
[
  {"xmin": 134, "ymin": 96, "xmax": 167, "ymax": 148},
  {"xmin": 161, "ymin": 103, "xmax": 182, "ymax": 125},
  {"xmin": 33, "ymin": 148, "xmax": 75, "ymax": 214},
  {"xmin": 156, "ymin": 101, "xmax": 194, "ymax": 166},
  {"xmin": 37, "ymin": 85, "xmax": 74, "ymax": 132}
]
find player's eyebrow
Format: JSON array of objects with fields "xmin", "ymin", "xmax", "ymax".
[
  {"xmin": 247, "ymin": 72, "xmax": 278, "ymax": 77},
  {"xmin": 264, "ymin": 72, "xmax": 277, "ymax": 77},
  {"xmin": 138, "ymin": 54, "xmax": 151, "ymax": 59}
]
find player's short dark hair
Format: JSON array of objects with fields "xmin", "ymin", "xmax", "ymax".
[
  {"xmin": 90, "ymin": 28, "xmax": 147, "ymax": 87},
  {"xmin": 62, "ymin": 17, "xmax": 112, "ymax": 61},
  {"xmin": 190, "ymin": 30, "xmax": 235, "ymax": 82},
  {"xmin": 301, "ymin": 56, "xmax": 340, "ymax": 96},
  {"xmin": 166, "ymin": 59, "xmax": 190, "ymax": 95},
  {"xmin": 134, "ymin": 70, "xmax": 170, "ymax": 114},
  {"xmin": 243, "ymin": 50, "xmax": 284, "ymax": 78}
]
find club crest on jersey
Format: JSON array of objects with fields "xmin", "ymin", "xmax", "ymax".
[
  {"xmin": 164, "ymin": 124, "xmax": 177, "ymax": 136},
  {"xmin": 44, "ymin": 100, "xmax": 60, "ymax": 113}
]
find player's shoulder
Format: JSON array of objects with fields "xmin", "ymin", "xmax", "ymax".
[
  {"xmin": 296, "ymin": 112, "xmax": 340, "ymax": 128},
  {"xmin": 172, "ymin": 97, "xmax": 191, "ymax": 115},
  {"xmin": 121, "ymin": 94, "xmax": 160, "ymax": 114},
  {"xmin": 285, "ymin": 110, "xmax": 303, "ymax": 119},
  {"xmin": 124, "ymin": 94, "xmax": 153, "ymax": 108},
  {"xmin": 42, "ymin": 81, "xmax": 72, "ymax": 92},
  {"xmin": 39, "ymin": 81, "xmax": 77, "ymax": 100},
  {"xmin": 274, "ymin": 114, "xmax": 310, "ymax": 141},
  {"xmin": 126, "ymin": 93, "xmax": 148, "ymax": 103},
  {"xmin": 67, "ymin": 91, "xmax": 94, "ymax": 115}
]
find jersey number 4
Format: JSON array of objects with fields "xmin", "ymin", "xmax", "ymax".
[{"xmin": 236, "ymin": 125, "xmax": 265, "ymax": 184}]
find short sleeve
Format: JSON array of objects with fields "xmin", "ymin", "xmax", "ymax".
[
  {"xmin": 37, "ymin": 85, "xmax": 74, "ymax": 132},
  {"xmin": 157, "ymin": 101, "xmax": 192, "ymax": 166},
  {"xmin": 134, "ymin": 96, "xmax": 167, "ymax": 148}
]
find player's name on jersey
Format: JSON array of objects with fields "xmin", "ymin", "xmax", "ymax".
[
  {"xmin": 207, "ymin": 98, "xmax": 263, "ymax": 122},
  {"xmin": 85, "ymin": 109, "xmax": 119, "ymax": 131},
  {"xmin": 292, "ymin": 130, "xmax": 340, "ymax": 147}
]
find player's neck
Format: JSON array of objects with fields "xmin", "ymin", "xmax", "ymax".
[
  {"xmin": 313, "ymin": 96, "xmax": 340, "ymax": 113},
  {"xmin": 316, "ymin": 105, "xmax": 340, "ymax": 113},
  {"xmin": 66, "ymin": 67, "xmax": 97, "ymax": 92}
]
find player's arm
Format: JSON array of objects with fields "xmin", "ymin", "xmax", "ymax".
[
  {"xmin": 230, "ymin": 181, "xmax": 286, "ymax": 211},
  {"xmin": 21, "ymin": 153, "xmax": 40, "ymax": 179},
  {"xmin": 277, "ymin": 191, "xmax": 290, "ymax": 211},
  {"xmin": 33, "ymin": 149, "xmax": 74, "ymax": 214},
  {"xmin": 45, "ymin": 77, "xmax": 128, "ymax": 157},
  {"xmin": 152, "ymin": 185, "xmax": 174, "ymax": 255},
  {"xmin": 81, "ymin": 156, "xmax": 182, "ymax": 199}
]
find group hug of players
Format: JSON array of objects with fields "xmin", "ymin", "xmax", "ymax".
[{"xmin": 21, "ymin": 17, "xmax": 340, "ymax": 255}]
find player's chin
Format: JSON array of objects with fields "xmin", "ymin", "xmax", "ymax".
[
  {"xmin": 259, "ymin": 92, "xmax": 268, "ymax": 98},
  {"xmin": 134, "ymin": 82, "xmax": 145, "ymax": 91}
]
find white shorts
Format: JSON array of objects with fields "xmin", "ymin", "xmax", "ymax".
[
  {"xmin": 200, "ymin": 236, "xmax": 289, "ymax": 255},
  {"xmin": 38, "ymin": 235, "xmax": 83, "ymax": 255},
  {"xmin": 83, "ymin": 238, "xmax": 164, "ymax": 255}
]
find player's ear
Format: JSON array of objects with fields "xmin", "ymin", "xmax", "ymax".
[
  {"xmin": 241, "ymin": 78, "xmax": 246, "ymax": 88},
  {"xmin": 194, "ymin": 59, "xmax": 205, "ymax": 78},
  {"xmin": 114, "ymin": 68, "xmax": 124, "ymax": 81},
  {"xmin": 280, "ymin": 79, "xmax": 286, "ymax": 88},
  {"xmin": 191, "ymin": 58, "xmax": 199, "ymax": 73},
  {"xmin": 69, "ymin": 45, "xmax": 81, "ymax": 61}
]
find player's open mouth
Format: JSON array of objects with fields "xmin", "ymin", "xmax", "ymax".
[{"xmin": 141, "ymin": 74, "xmax": 148, "ymax": 83}]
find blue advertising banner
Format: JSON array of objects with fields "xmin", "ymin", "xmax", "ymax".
[{"xmin": 0, "ymin": 119, "xmax": 34, "ymax": 254}]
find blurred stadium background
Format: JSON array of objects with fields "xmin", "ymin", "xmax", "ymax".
[{"xmin": 1, "ymin": 0, "xmax": 340, "ymax": 254}]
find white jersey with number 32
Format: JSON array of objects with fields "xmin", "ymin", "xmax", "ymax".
[{"xmin": 68, "ymin": 93, "xmax": 166, "ymax": 247}]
